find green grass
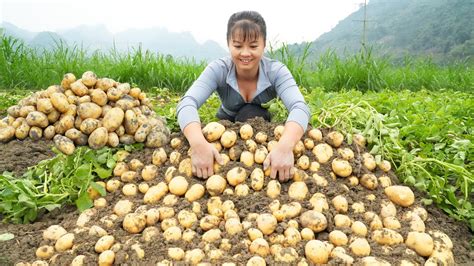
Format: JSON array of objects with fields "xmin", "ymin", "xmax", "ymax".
[{"xmin": 1, "ymin": 34, "xmax": 473, "ymax": 92}]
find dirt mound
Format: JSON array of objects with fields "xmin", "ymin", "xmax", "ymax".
[
  {"xmin": 0, "ymin": 139, "xmax": 55, "ymax": 176},
  {"xmin": 0, "ymin": 118, "xmax": 472, "ymax": 265}
]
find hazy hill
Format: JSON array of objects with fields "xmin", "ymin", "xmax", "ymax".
[
  {"xmin": 292, "ymin": 0, "xmax": 473, "ymax": 63},
  {"xmin": 0, "ymin": 22, "xmax": 227, "ymax": 61}
]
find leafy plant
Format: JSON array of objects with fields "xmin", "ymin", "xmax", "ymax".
[{"xmin": 0, "ymin": 146, "xmax": 118, "ymax": 223}]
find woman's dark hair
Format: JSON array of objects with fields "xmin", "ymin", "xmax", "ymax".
[{"xmin": 227, "ymin": 11, "xmax": 266, "ymax": 44}]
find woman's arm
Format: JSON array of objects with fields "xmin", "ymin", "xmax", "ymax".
[{"xmin": 264, "ymin": 63, "xmax": 311, "ymax": 182}]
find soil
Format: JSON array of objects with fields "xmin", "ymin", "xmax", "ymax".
[
  {"xmin": 0, "ymin": 139, "xmax": 55, "ymax": 176},
  {"xmin": 0, "ymin": 117, "xmax": 473, "ymax": 265}
]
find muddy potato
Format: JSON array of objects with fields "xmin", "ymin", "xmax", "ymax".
[
  {"xmin": 308, "ymin": 128, "xmax": 323, "ymax": 141},
  {"xmin": 65, "ymin": 128, "xmax": 83, "ymax": 141},
  {"xmin": 312, "ymin": 143, "xmax": 333, "ymax": 164},
  {"xmin": 88, "ymin": 127, "xmax": 108, "ymax": 149},
  {"xmin": 55, "ymin": 233, "xmax": 75, "ymax": 251},
  {"xmin": 28, "ymin": 126, "xmax": 42, "ymax": 140},
  {"xmin": 178, "ymin": 158, "xmax": 193, "ymax": 178},
  {"xmin": 226, "ymin": 166, "xmax": 248, "ymax": 186},
  {"xmin": 146, "ymin": 129, "xmax": 170, "ymax": 148},
  {"xmin": 50, "ymin": 92, "xmax": 70, "ymax": 113},
  {"xmin": 36, "ymin": 245, "xmax": 54, "ymax": 259},
  {"xmin": 245, "ymin": 139, "xmax": 258, "ymax": 153},
  {"xmin": 54, "ymin": 114, "xmax": 75, "ymax": 134},
  {"xmin": 98, "ymin": 250, "xmax": 115, "ymax": 266},
  {"xmin": 362, "ymin": 153, "xmax": 376, "ymax": 170},
  {"xmin": 332, "ymin": 195, "xmax": 348, "ymax": 213},
  {"xmin": 235, "ymin": 183, "xmax": 250, "ymax": 197},
  {"xmin": 254, "ymin": 147, "xmax": 268, "ymax": 164},
  {"xmin": 257, "ymin": 213, "xmax": 277, "ymax": 235},
  {"xmin": 144, "ymin": 182, "xmax": 168, "ymax": 204},
  {"xmin": 206, "ymin": 175, "xmax": 227, "ymax": 196},
  {"xmin": 185, "ymin": 184, "xmax": 205, "ymax": 202},
  {"xmin": 122, "ymin": 184, "xmax": 138, "ymax": 196},
  {"xmin": 249, "ymin": 238, "xmax": 270, "ymax": 257},
  {"xmin": 79, "ymin": 118, "xmax": 100, "ymax": 134},
  {"xmin": 360, "ymin": 173, "xmax": 378, "ymax": 190},
  {"xmin": 266, "ymin": 180, "xmax": 281, "ymax": 199},
  {"xmin": 134, "ymin": 123, "xmax": 152, "ymax": 143},
  {"xmin": 372, "ymin": 228, "xmax": 404, "ymax": 245},
  {"xmin": 106, "ymin": 179, "xmax": 121, "ymax": 193},
  {"xmin": 168, "ymin": 247, "xmax": 185, "ymax": 261},
  {"xmin": 326, "ymin": 131, "xmax": 344, "ymax": 147},
  {"xmin": 301, "ymin": 228, "xmax": 315, "ymax": 240},
  {"xmin": 240, "ymin": 151, "xmax": 255, "ymax": 167},
  {"xmin": 43, "ymin": 225, "xmax": 67, "ymax": 241},
  {"xmin": 107, "ymin": 132, "xmax": 119, "ymax": 147},
  {"xmin": 80, "ymin": 71, "xmax": 97, "ymax": 87},
  {"xmin": 255, "ymin": 131, "xmax": 267, "ymax": 144},
  {"xmin": 15, "ymin": 122, "xmax": 30, "ymax": 139},
  {"xmin": 78, "ymin": 95, "xmax": 91, "ymax": 104},
  {"xmin": 124, "ymin": 110, "xmax": 139, "ymax": 134},
  {"xmin": 305, "ymin": 240, "xmax": 331, "ymax": 264},
  {"xmin": 250, "ymin": 168, "xmax": 264, "ymax": 191},
  {"xmin": 288, "ymin": 181, "xmax": 308, "ymax": 200},
  {"xmin": 70, "ymin": 80, "xmax": 88, "ymax": 96},
  {"xmin": 141, "ymin": 164, "xmax": 158, "ymax": 181},
  {"xmin": 239, "ymin": 124, "xmax": 254, "ymax": 140},
  {"xmin": 296, "ymin": 155, "xmax": 310, "ymax": 170},
  {"xmin": 7, "ymin": 105, "xmax": 21, "ymax": 118},
  {"xmin": 385, "ymin": 185, "xmax": 415, "ymax": 207},
  {"xmin": 54, "ymin": 135, "xmax": 75, "ymax": 155},
  {"xmin": 102, "ymin": 107, "xmax": 124, "ymax": 132},
  {"xmin": 349, "ymin": 238, "xmax": 371, "ymax": 256},
  {"xmin": 351, "ymin": 221, "xmax": 368, "ymax": 237},
  {"xmin": 36, "ymin": 98, "xmax": 54, "ymax": 114},
  {"xmin": 95, "ymin": 78, "xmax": 115, "ymax": 91},
  {"xmin": 89, "ymin": 89, "xmax": 108, "ymax": 106},
  {"xmin": 123, "ymin": 213, "xmax": 146, "ymax": 233},
  {"xmin": 300, "ymin": 210, "xmax": 327, "ymax": 232},
  {"xmin": 334, "ymin": 214, "xmax": 352, "ymax": 228},
  {"xmin": 152, "ymin": 147, "xmax": 167, "ymax": 166},
  {"xmin": 95, "ymin": 235, "xmax": 115, "ymax": 253},
  {"xmin": 0, "ymin": 126, "xmax": 15, "ymax": 142},
  {"xmin": 220, "ymin": 130, "xmax": 237, "ymax": 148},
  {"xmin": 25, "ymin": 111, "xmax": 49, "ymax": 128},
  {"xmin": 202, "ymin": 122, "xmax": 225, "ymax": 142},
  {"xmin": 331, "ymin": 158, "xmax": 352, "ymax": 177},
  {"xmin": 329, "ymin": 230, "xmax": 348, "ymax": 246}
]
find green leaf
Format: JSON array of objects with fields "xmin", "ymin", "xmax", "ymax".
[
  {"xmin": 90, "ymin": 182, "xmax": 106, "ymax": 196},
  {"xmin": 0, "ymin": 233, "xmax": 14, "ymax": 241},
  {"xmin": 75, "ymin": 192, "xmax": 93, "ymax": 212},
  {"xmin": 95, "ymin": 167, "xmax": 112, "ymax": 179}
]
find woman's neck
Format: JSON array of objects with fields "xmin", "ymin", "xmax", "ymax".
[{"xmin": 236, "ymin": 66, "xmax": 259, "ymax": 82}]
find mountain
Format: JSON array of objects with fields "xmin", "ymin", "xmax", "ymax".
[
  {"xmin": 0, "ymin": 22, "xmax": 227, "ymax": 61},
  {"xmin": 292, "ymin": 0, "xmax": 474, "ymax": 63}
]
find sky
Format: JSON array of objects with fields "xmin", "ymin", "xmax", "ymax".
[{"xmin": 0, "ymin": 0, "xmax": 365, "ymax": 49}]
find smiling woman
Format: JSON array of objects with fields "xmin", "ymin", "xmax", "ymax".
[{"xmin": 176, "ymin": 10, "xmax": 311, "ymax": 182}]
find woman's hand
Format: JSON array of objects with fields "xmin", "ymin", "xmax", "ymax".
[
  {"xmin": 263, "ymin": 142, "xmax": 295, "ymax": 182},
  {"xmin": 190, "ymin": 140, "xmax": 223, "ymax": 179}
]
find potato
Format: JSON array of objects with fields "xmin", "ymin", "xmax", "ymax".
[
  {"xmin": 349, "ymin": 238, "xmax": 370, "ymax": 256},
  {"xmin": 266, "ymin": 180, "xmax": 281, "ymax": 199},
  {"xmin": 144, "ymin": 182, "xmax": 168, "ymax": 204},
  {"xmin": 95, "ymin": 78, "xmax": 115, "ymax": 91},
  {"xmin": 80, "ymin": 71, "xmax": 97, "ymax": 87},
  {"xmin": 405, "ymin": 232, "xmax": 434, "ymax": 257},
  {"xmin": 239, "ymin": 124, "xmax": 254, "ymax": 140},
  {"xmin": 102, "ymin": 107, "xmax": 124, "ymax": 132},
  {"xmin": 235, "ymin": 183, "xmax": 250, "ymax": 197},
  {"xmin": 152, "ymin": 148, "xmax": 167, "ymax": 166},
  {"xmin": 15, "ymin": 122, "xmax": 30, "ymax": 139},
  {"xmin": 98, "ymin": 250, "xmax": 115, "ymax": 266},
  {"xmin": 123, "ymin": 213, "xmax": 146, "ymax": 233},
  {"xmin": 163, "ymin": 226, "xmax": 182, "ymax": 241},
  {"xmin": 240, "ymin": 151, "xmax": 255, "ymax": 167},
  {"xmin": 134, "ymin": 123, "xmax": 152, "ymax": 143},
  {"xmin": 334, "ymin": 214, "xmax": 352, "ymax": 228},
  {"xmin": 362, "ymin": 153, "xmax": 376, "ymax": 170},
  {"xmin": 89, "ymin": 89, "xmax": 108, "ymax": 106},
  {"xmin": 351, "ymin": 221, "xmax": 368, "ymax": 237},
  {"xmin": 300, "ymin": 210, "xmax": 327, "ymax": 232},
  {"xmin": 378, "ymin": 160, "xmax": 391, "ymax": 172},
  {"xmin": 53, "ymin": 135, "xmax": 75, "ymax": 155},
  {"xmin": 331, "ymin": 158, "xmax": 352, "ymax": 177},
  {"xmin": 250, "ymin": 168, "xmax": 264, "ymax": 191},
  {"xmin": 293, "ymin": 140, "xmax": 305, "ymax": 157},
  {"xmin": 255, "ymin": 131, "xmax": 267, "ymax": 144},
  {"xmin": 206, "ymin": 174, "xmax": 227, "ymax": 196},
  {"xmin": 225, "ymin": 218, "xmax": 243, "ymax": 235},
  {"xmin": 360, "ymin": 173, "xmax": 378, "ymax": 190},
  {"xmin": 309, "ymin": 193, "xmax": 329, "ymax": 212},
  {"xmin": 55, "ymin": 233, "xmax": 74, "ymax": 251},
  {"xmin": 0, "ymin": 126, "xmax": 15, "ymax": 142},
  {"xmin": 36, "ymin": 98, "xmax": 54, "ymax": 114},
  {"xmin": 288, "ymin": 181, "xmax": 308, "ymax": 200},
  {"xmin": 372, "ymin": 228, "xmax": 403, "ymax": 245},
  {"xmin": 249, "ymin": 238, "xmax": 270, "ymax": 257},
  {"xmin": 254, "ymin": 147, "xmax": 268, "ymax": 164},
  {"xmin": 122, "ymin": 184, "xmax": 138, "ymax": 196},
  {"xmin": 35, "ymin": 245, "xmax": 54, "ymax": 259},
  {"xmin": 385, "ymin": 185, "xmax": 415, "ymax": 207},
  {"xmin": 202, "ymin": 122, "xmax": 225, "ymax": 142},
  {"xmin": 80, "ymin": 118, "xmax": 100, "ymax": 134},
  {"xmin": 383, "ymin": 217, "xmax": 401, "ymax": 230},
  {"xmin": 305, "ymin": 240, "xmax": 331, "ymax": 264},
  {"xmin": 146, "ymin": 129, "xmax": 170, "ymax": 148},
  {"xmin": 332, "ymin": 195, "xmax": 348, "ymax": 213},
  {"xmin": 226, "ymin": 167, "xmax": 248, "ymax": 186},
  {"xmin": 329, "ymin": 230, "xmax": 348, "ymax": 246},
  {"xmin": 257, "ymin": 213, "xmax": 277, "ymax": 235},
  {"xmin": 50, "ymin": 93, "xmax": 70, "ymax": 113},
  {"xmin": 169, "ymin": 176, "xmax": 188, "ymax": 196},
  {"xmin": 95, "ymin": 235, "xmax": 115, "ymax": 253},
  {"xmin": 185, "ymin": 184, "xmax": 205, "ymax": 202},
  {"xmin": 220, "ymin": 130, "xmax": 237, "ymax": 148},
  {"xmin": 312, "ymin": 143, "xmax": 333, "ymax": 164},
  {"xmin": 296, "ymin": 155, "xmax": 310, "ymax": 170},
  {"xmin": 88, "ymin": 127, "xmax": 108, "ymax": 149},
  {"xmin": 185, "ymin": 249, "xmax": 205, "ymax": 265},
  {"xmin": 308, "ymin": 128, "xmax": 322, "ymax": 141},
  {"xmin": 43, "ymin": 225, "xmax": 67, "ymax": 241},
  {"xmin": 168, "ymin": 247, "xmax": 185, "ymax": 261},
  {"xmin": 284, "ymin": 227, "xmax": 301, "ymax": 246},
  {"xmin": 25, "ymin": 111, "xmax": 48, "ymax": 128}
]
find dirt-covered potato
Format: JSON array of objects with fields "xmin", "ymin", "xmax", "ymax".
[
  {"xmin": 202, "ymin": 122, "xmax": 225, "ymax": 142},
  {"xmin": 257, "ymin": 213, "xmax": 277, "ymax": 235},
  {"xmin": 88, "ymin": 127, "xmax": 109, "ymax": 149},
  {"xmin": 123, "ymin": 213, "xmax": 146, "ymax": 234},
  {"xmin": 146, "ymin": 128, "xmax": 170, "ymax": 148},
  {"xmin": 81, "ymin": 71, "xmax": 97, "ymax": 87},
  {"xmin": 372, "ymin": 229, "xmax": 404, "ymax": 245},
  {"xmin": 70, "ymin": 80, "xmax": 89, "ymax": 96},
  {"xmin": 266, "ymin": 180, "xmax": 281, "ymax": 199},
  {"xmin": 239, "ymin": 124, "xmax": 254, "ymax": 140},
  {"xmin": 226, "ymin": 167, "xmax": 248, "ymax": 186},
  {"xmin": 288, "ymin": 181, "xmax": 308, "ymax": 200},
  {"xmin": 55, "ymin": 233, "xmax": 74, "ymax": 251},
  {"xmin": 185, "ymin": 184, "xmax": 205, "ymax": 202},
  {"xmin": 54, "ymin": 135, "xmax": 75, "ymax": 155},
  {"xmin": 102, "ymin": 107, "xmax": 124, "ymax": 132},
  {"xmin": 385, "ymin": 185, "xmax": 415, "ymax": 207},
  {"xmin": 360, "ymin": 173, "xmax": 378, "ymax": 190},
  {"xmin": 25, "ymin": 111, "xmax": 48, "ymax": 128},
  {"xmin": 78, "ymin": 102, "xmax": 102, "ymax": 120},
  {"xmin": 50, "ymin": 93, "xmax": 70, "ymax": 113},
  {"xmin": 220, "ymin": 130, "xmax": 237, "ymax": 148},
  {"xmin": 312, "ymin": 143, "xmax": 333, "ymax": 164},
  {"xmin": 15, "ymin": 122, "xmax": 30, "ymax": 140},
  {"xmin": 349, "ymin": 238, "xmax": 371, "ymax": 256},
  {"xmin": 29, "ymin": 126, "xmax": 43, "ymax": 140},
  {"xmin": 0, "ymin": 126, "xmax": 15, "ymax": 142},
  {"xmin": 332, "ymin": 195, "xmax": 348, "ymax": 213},
  {"xmin": 331, "ymin": 158, "xmax": 352, "ymax": 177},
  {"xmin": 35, "ymin": 245, "xmax": 54, "ymax": 259},
  {"xmin": 206, "ymin": 175, "xmax": 227, "ymax": 196},
  {"xmin": 144, "ymin": 182, "xmax": 168, "ymax": 204},
  {"xmin": 326, "ymin": 131, "xmax": 344, "ymax": 147},
  {"xmin": 300, "ymin": 210, "xmax": 327, "ymax": 233},
  {"xmin": 305, "ymin": 240, "xmax": 331, "ymax": 264},
  {"xmin": 308, "ymin": 128, "xmax": 323, "ymax": 141}
]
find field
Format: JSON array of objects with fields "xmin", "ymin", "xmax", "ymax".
[{"xmin": 0, "ymin": 35, "xmax": 473, "ymax": 265}]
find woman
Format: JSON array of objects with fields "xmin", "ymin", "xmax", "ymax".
[{"xmin": 176, "ymin": 11, "xmax": 310, "ymax": 182}]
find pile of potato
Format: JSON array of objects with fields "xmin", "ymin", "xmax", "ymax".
[
  {"xmin": 0, "ymin": 71, "xmax": 170, "ymax": 154},
  {"xmin": 19, "ymin": 121, "xmax": 456, "ymax": 265}
]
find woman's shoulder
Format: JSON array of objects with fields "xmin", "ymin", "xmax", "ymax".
[
  {"xmin": 261, "ymin": 57, "xmax": 288, "ymax": 78},
  {"xmin": 207, "ymin": 56, "xmax": 233, "ymax": 71}
]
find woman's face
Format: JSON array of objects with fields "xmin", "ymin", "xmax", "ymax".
[{"xmin": 228, "ymin": 34, "xmax": 265, "ymax": 73}]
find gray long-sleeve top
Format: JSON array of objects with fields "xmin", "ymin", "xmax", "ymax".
[{"xmin": 176, "ymin": 56, "xmax": 311, "ymax": 131}]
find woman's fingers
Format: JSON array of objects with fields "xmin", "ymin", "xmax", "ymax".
[{"xmin": 196, "ymin": 167, "xmax": 203, "ymax": 178}]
